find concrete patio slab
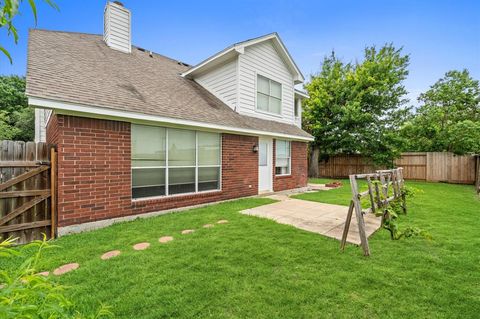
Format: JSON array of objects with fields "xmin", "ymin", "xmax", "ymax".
[{"xmin": 241, "ymin": 198, "xmax": 381, "ymax": 245}]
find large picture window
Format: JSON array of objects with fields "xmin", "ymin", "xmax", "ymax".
[
  {"xmin": 256, "ymin": 74, "xmax": 282, "ymax": 115},
  {"xmin": 132, "ymin": 125, "xmax": 221, "ymax": 199},
  {"xmin": 275, "ymin": 140, "xmax": 291, "ymax": 175}
]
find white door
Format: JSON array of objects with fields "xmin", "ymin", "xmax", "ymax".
[{"xmin": 258, "ymin": 137, "xmax": 273, "ymax": 192}]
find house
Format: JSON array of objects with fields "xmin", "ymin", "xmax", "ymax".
[{"xmin": 26, "ymin": 1, "xmax": 313, "ymax": 234}]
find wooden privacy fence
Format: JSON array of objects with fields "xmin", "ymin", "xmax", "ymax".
[
  {"xmin": 0, "ymin": 141, "xmax": 57, "ymax": 244},
  {"xmin": 476, "ymin": 156, "xmax": 480, "ymax": 194},
  {"xmin": 319, "ymin": 152, "xmax": 478, "ymax": 184}
]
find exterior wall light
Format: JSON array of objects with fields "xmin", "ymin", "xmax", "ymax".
[{"xmin": 252, "ymin": 144, "xmax": 259, "ymax": 153}]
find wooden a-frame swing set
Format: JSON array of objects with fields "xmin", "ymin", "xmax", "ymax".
[{"xmin": 340, "ymin": 167, "xmax": 406, "ymax": 256}]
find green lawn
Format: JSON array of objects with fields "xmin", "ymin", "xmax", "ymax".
[{"xmin": 2, "ymin": 182, "xmax": 480, "ymax": 318}]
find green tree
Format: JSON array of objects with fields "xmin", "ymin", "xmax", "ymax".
[
  {"xmin": 0, "ymin": 75, "xmax": 34, "ymax": 141},
  {"xmin": 401, "ymin": 69, "xmax": 480, "ymax": 154},
  {"xmin": 303, "ymin": 44, "xmax": 410, "ymax": 176},
  {"xmin": 1, "ymin": 0, "xmax": 58, "ymax": 63}
]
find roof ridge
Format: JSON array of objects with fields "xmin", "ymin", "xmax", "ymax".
[
  {"xmin": 30, "ymin": 28, "xmax": 103, "ymax": 37},
  {"xmin": 233, "ymin": 32, "xmax": 278, "ymax": 46},
  {"xmin": 30, "ymin": 28, "xmax": 191, "ymax": 67},
  {"xmin": 132, "ymin": 46, "xmax": 191, "ymax": 67}
]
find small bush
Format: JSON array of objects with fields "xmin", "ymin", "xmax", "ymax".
[{"xmin": 0, "ymin": 235, "xmax": 113, "ymax": 319}]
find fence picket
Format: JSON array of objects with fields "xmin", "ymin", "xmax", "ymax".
[{"xmin": 0, "ymin": 140, "xmax": 56, "ymax": 244}]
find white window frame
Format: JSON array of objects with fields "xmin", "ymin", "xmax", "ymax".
[
  {"xmin": 294, "ymin": 98, "xmax": 300, "ymax": 118},
  {"xmin": 131, "ymin": 125, "xmax": 222, "ymax": 200},
  {"xmin": 256, "ymin": 74, "xmax": 282, "ymax": 116},
  {"xmin": 275, "ymin": 140, "xmax": 291, "ymax": 176}
]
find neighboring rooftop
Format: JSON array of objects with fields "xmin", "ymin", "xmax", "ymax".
[{"xmin": 26, "ymin": 29, "xmax": 312, "ymax": 140}]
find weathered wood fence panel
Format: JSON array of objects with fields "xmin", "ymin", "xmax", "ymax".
[
  {"xmin": 395, "ymin": 152, "xmax": 427, "ymax": 180},
  {"xmin": 475, "ymin": 156, "xmax": 480, "ymax": 194},
  {"xmin": 318, "ymin": 155, "xmax": 386, "ymax": 178},
  {"xmin": 0, "ymin": 141, "xmax": 56, "ymax": 244},
  {"xmin": 319, "ymin": 152, "xmax": 477, "ymax": 184}
]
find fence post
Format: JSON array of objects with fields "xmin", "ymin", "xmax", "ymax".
[{"xmin": 50, "ymin": 147, "xmax": 57, "ymax": 239}]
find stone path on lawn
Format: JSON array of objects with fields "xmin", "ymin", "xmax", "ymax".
[
  {"xmin": 101, "ymin": 250, "xmax": 121, "ymax": 260},
  {"xmin": 30, "ymin": 219, "xmax": 229, "ymax": 279},
  {"xmin": 159, "ymin": 236, "xmax": 174, "ymax": 243},
  {"xmin": 53, "ymin": 263, "xmax": 79, "ymax": 276},
  {"xmin": 133, "ymin": 242, "xmax": 150, "ymax": 250}
]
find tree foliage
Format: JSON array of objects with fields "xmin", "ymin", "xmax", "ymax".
[
  {"xmin": 303, "ymin": 44, "xmax": 410, "ymax": 170},
  {"xmin": 400, "ymin": 70, "xmax": 480, "ymax": 154},
  {"xmin": 0, "ymin": 0, "xmax": 58, "ymax": 63},
  {"xmin": 0, "ymin": 75, "xmax": 34, "ymax": 141}
]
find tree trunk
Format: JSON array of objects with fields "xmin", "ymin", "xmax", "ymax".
[{"xmin": 308, "ymin": 145, "xmax": 320, "ymax": 177}]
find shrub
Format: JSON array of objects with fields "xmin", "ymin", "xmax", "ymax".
[{"xmin": 0, "ymin": 236, "xmax": 113, "ymax": 319}]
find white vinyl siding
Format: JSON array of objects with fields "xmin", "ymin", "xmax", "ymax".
[
  {"xmin": 34, "ymin": 108, "xmax": 51, "ymax": 142},
  {"xmin": 237, "ymin": 40, "xmax": 295, "ymax": 124},
  {"xmin": 195, "ymin": 59, "xmax": 237, "ymax": 110},
  {"xmin": 104, "ymin": 2, "xmax": 131, "ymax": 53}
]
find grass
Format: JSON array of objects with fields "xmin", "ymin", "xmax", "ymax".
[{"xmin": 2, "ymin": 182, "xmax": 480, "ymax": 318}]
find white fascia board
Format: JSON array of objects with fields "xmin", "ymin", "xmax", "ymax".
[
  {"xmin": 294, "ymin": 89, "xmax": 309, "ymax": 99},
  {"xmin": 181, "ymin": 47, "xmax": 240, "ymax": 78},
  {"xmin": 238, "ymin": 33, "xmax": 305, "ymax": 83},
  {"xmin": 182, "ymin": 33, "xmax": 305, "ymax": 83},
  {"xmin": 28, "ymin": 96, "xmax": 314, "ymax": 142}
]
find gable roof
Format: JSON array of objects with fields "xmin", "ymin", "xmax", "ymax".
[
  {"xmin": 26, "ymin": 30, "xmax": 312, "ymax": 141},
  {"xmin": 181, "ymin": 33, "xmax": 305, "ymax": 84}
]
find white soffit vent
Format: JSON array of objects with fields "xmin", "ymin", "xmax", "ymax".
[{"xmin": 104, "ymin": 1, "xmax": 131, "ymax": 53}]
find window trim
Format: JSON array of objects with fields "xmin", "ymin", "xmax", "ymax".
[
  {"xmin": 294, "ymin": 98, "xmax": 300, "ymax": 118},
  {"xmin": 255, "ymin": 73, "xmax": 283, "ymax": 116},
  {"xmin": 275, "ymin": 139, "xmax": 291, "ymax": 176},
  {"xmin": 131, "ymin": 124, "xmax": 222, "ymax": 201}
]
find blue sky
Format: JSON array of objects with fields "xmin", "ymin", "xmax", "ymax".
[{"xmin": 0, "ymin": 0, "xmax": 479, "ymax": 104}]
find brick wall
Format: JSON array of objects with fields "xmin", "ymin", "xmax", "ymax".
[
  {"xmin": 273, "ymin": 140, "xmax": 308, "ymax": 192},
  {"xmin": 47, "ymin": 114, "xmax": 259, "ymax": 227},
  {"xmin": 47, "ymin": 115, "xmax": 131, "ymax": 226}
]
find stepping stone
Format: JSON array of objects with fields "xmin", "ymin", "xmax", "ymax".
[
  {"xmin": 217, "ymin": 220, "xmax": 229, "ymax": 224},
  {"xmin": 0, "ymin": 284, "xmax": 5, "ymax": 289},
  {"xmin": 133, "ymin": 242, "xmax": 150, "ymax": 250},
  {"xmin": 101, "ymin": 250, "xmax": 121, "ymax": 260},
  {"xmin": 53, "ymin": 263, "xmax": 79, "ymax": 276},
  {"xmin": 181, "ymin": 229, "xmax": 195, "ymax": 235},
  {"xmin": 203, "ymin": 224, "xmax": 214, "ymax": 228},
  {"xmin": 38, "ymin": 271, "xmax": 50, "ymax": 277},
  {"xmin": 159, "ymin": 236, "xmax": 174, "ymax": 243}
]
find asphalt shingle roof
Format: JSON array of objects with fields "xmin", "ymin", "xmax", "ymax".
[{"xmin": 26, "ymin": 29, "xmax": 312, "ymax": 140}]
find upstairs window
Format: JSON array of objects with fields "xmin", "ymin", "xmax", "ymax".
[
  {"xmin": 257, "ymin": 75, "xmax": 282, "ymax": 115},
  {"xmin": 275, "ymin": 140, "xmax": 291, "ymax": 175}
]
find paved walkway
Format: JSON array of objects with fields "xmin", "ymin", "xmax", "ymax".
[{"xmin": 241, "ymin": 196, "xmax": 381, "ymax": 245}]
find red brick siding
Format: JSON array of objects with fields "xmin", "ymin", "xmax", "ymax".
[
  {"xmin": 273, "ymin": 140, "xmax": 308, "ymax": 192},
  {"xmin": 47, "ymin": 115, "xmax": 131, "ymax": 226},
  {"xmin": 47, "ymin": 114, "xmax": 259, "ymax": 227}
]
